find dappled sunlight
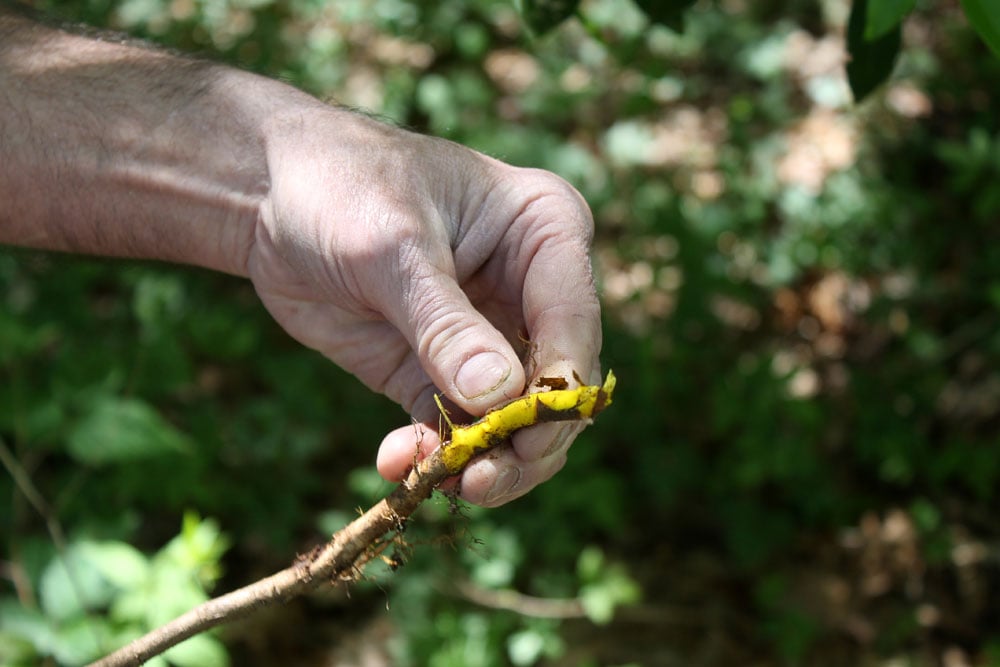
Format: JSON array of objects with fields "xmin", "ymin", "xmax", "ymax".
[
  {"xmin": 777, "ymin": 111, "xmax": 858, "ymax": 194},
  {"xmin": 4, "ymin": 0, "xmax": 999, "ymax": 665}
]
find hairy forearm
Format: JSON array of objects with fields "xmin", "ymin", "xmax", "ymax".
[{"xmin": 0, "ymin": 4, "xmax": 281, "ymax": 275}]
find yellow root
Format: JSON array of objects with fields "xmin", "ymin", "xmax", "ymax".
[{"xmin": 440, "ymin": 370, "xmax": 616, "ymax": 473}]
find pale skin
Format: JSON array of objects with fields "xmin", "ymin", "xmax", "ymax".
[{"xmin": 0, "ymin": 6, "xmax": 601, "ymax": 507}]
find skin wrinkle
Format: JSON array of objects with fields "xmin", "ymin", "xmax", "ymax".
[
  {"xmin": 442, "ymin": 144, "xmax": 495, "ymax": 252},
  {"xmin": 379, "ymin": 352, "xmax": 434, "ymax": 413},
  {"xmin": 452, "ymin": 180, "xmax": 518, "ymax": 280},
  {"xmin": 499, "ymin": 184, "xmax": 590, "ymax": 301},
  {"xmin": 411, "ymin": 272, "xmax": 476, "ymax": 364}
]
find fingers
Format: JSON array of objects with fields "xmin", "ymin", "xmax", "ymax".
[
  {"xmin": 380, "ymin": 258, "xmax": 527, "ymax": 417},
  {"xmin": 505, "ymin": 173, "xmax": 603, "ymax": 464},
  {"xmin": 459, "ymin": 448, "xmax": 569, "ymax": 507},
  {"xmin": 375, "ymin": 164, "xmax": 601, "ymax": 507},
  {"xmin": 376, "ymin": 420, "xmax": 569, "ymax": 508},
  {"xmin": 377, "ymin": 421, "xmax": 442, "ymax": 482}
]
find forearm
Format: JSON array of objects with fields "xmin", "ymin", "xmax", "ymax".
[{"xmin": 0, "ymin": 5, "xmax": 285, "ymax": 275}]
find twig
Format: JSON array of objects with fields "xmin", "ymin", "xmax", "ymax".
[
  {"xmin": 0, "ymin": 436, "xmax": 72, "ymax": 591},
  {"xmin": 89, "ymin": 451, "xmax": 449, "ymax": 667},
  {"xmin": 89, "ymin": 372, "xmax": 616, "ymax": 667},
  {"xmin": 454, "ymin": 579, "xmax": 587, "ymax": 619},
  {"xmin": 0, "ymin": 436, "xmax": 54, "ymax": 528},
  {"xmin": 1, "ymin": 436, "xmax": 106, "ymax": 648}
]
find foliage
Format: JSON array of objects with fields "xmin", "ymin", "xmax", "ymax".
[
  {"xmin": 841, "ymin": 0, "xmax": 999, "ymax": 99},
  {"xmin": 3, "ymin": 0, "xmax": 1000, "ymax": 665},
  {"xmin": 0, "ymin": 514, "xmax": 228, "ymax": 666}
]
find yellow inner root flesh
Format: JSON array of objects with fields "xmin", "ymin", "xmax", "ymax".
[{"xmin": 440, "ymin": 370, "xmax": 616, "ymax": 473}]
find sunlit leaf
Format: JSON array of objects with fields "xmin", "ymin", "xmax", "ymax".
[
  {"xmin": 50, "ymin": 616, "xmax": 111, "ymax": 666},
  {"xmin": 40, "ymin": 545, "xmax": 116, "ymax": 621},
  {"xmin": 960, "ymin": 0, "xmax": 1000, "ymax": 57},
  {"xmin": 577, "ymin": 547, "xmax": 640, "ymax": 625},
  {"xmin": 158, "ymin": 512, "xmax": 230, "ymax": 589},
  {"xmin": 507, "ymin": 629, "xmax": 546, "ymax": 666},
  {"xmin": 846, "ymin": 0, "xmax": 901, "ymax": 101},
  {"xmin": 83, "ymin": 541, "xmax": 151, "ymax": 590}
]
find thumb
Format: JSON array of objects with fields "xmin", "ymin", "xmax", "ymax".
[{"xmin": 387, "ymin": 266, "xmax": 525, "ymax": 414}]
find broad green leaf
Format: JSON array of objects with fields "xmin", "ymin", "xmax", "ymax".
[
  {"xmin": 50, "ymin": 616, "xmax": 112, "ymax": 666},
  {"xmin": 846, "ymin": 0, "xmax": 902, "ymax": 101},
  {"xmin": 634, "ymin": 0, "xmax": 697, "ymax": 32},
  {"xmin": 864, "ymin": 0, "xmax": 916, "ymax": 40},
  {"xmin": 961, "ymin": 0, "xmax": 1000, "ymax": 58},
  {"xmin": 137, "ymin": 567, "xmax": 209, "ymax": 629},
  {"xmin": 39, "ymin": 541, "xmax": 148, "ymax": 624},
  {"xmin": 518, "ymin": 0, "xmax": 580, "ymax": 35},
  {"xmin": 40, "ymin": 546, "xmax": 117, "ymax": 621},
  {"xmin": 68, "ymin": 396, "xmax": 192, "ymax": 465},
  {"xmin": 80, "ymin": 541, "xmax": 150, "ymax": 590}
]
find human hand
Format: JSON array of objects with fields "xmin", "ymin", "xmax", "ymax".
[
  {"xmin": 248, "ymin": 103, "xmax": 601, "ymax": 506},
  {"xmin": 0, "ymin": 12, "xmax": 599, "ymax": 505}
]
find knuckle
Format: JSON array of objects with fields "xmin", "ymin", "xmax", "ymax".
[{"xmin": 517, "ymin": 168, "xmax": 595, "ymax": 238}]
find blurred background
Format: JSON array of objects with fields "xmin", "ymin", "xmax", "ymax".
[{"xmin": 2, "ymin": 0, "xmax": 1000, "ymax": 665}]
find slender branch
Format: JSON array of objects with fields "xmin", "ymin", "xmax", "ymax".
[
  {"xmin": 88, "ymin": 373, "xmax": 616, "ymax": 667},
  {"xmin": 453, "ymin": 579, "xmax": 587, "ymax": 619},
  {"xmin": 0, "ymin": 436, "xmax": 67, "ymax": 549},
  {"xmin": 89, "ymin": 451, "xmax": 449, "ymax": 667},
  {"xmin": 1, "ymin": 436, "xmax": 107, "ymax": 649},
  {"xmin": 0, "ymin": 436, "xmax": 72, "ymax": 589}
]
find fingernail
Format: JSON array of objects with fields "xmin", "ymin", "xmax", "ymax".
[
  {"xmin": 484, "ymin": 465, "xmax": 521, "ymax": 505},
  {"xmin": 455, "ymin": 352, "xmax": 511, "ymax": 400}
]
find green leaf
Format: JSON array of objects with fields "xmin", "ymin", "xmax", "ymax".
[
  {"xmin": 0, "ymin": 600, "xmax": 54, "ymax": 657},
  {"xmin": 163, "ymin": 634, "xmax": 230, "ymax": 667},
  {"xmin": 846, "ymin": 0, "xmax": 902, "ymax": 101},
  {"xmin": 82, "ymin": 541, "xmax": 150, "ymax": 590},
  {"xmin": 864, "ymin": 0, "xmax": 915, "ymax": 40},
  {"xmin": 68, "ymin": 396, "xmax": 192, "ymax": 465},
  {"xmin": 157, "ymin": 512, "xmax": 230, "ymax": 589},
  {"xmin": 0, "ymin": 630, "xmax": 40, "ymax": 666},
  {"xmin": 51, "ymin": 616, "xmax": 112, "ymax": 666},
  {"xmin": 518, "ymin": 0, "xmax": 580, "ymax": 35},
  {"xmin": 38, "ymin": 541, "xmax": 149, "ymax": 627},
  {"xmin": 40, "ymin": 545, "xmax": 117, "ymax": 621},
  {"xmin": 634, "ymin": 0, "xmax": 697, "ymax": 32},
  {"xmin": 507, "ymin": 629, "xmax": 546, "ymax": 666},
  {"xmin": 961, "ymin": 0, "xmax": 1000, "ymax": 58},
  {"xmin": 576, "ymin": 546, "xmax": 604, "ymax": 583},
  {"xmin": 576, "ymin": 548, "xmax": 641, "ymax": 625},
  {"xmin": 579, "ymin": 585, "xmax": 617, "ymax": 624}
]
